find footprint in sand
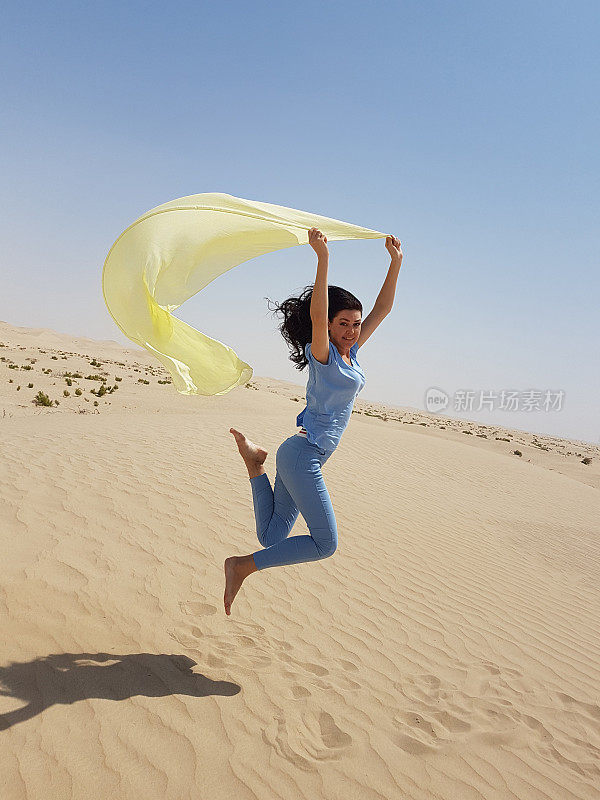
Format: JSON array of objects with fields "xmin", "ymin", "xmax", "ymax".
[
  {"xmin": 179, "ymin": 601, "xmax": 217, "ymax": 617},
  {"xmin": 555, "ymin": 692, "xmax": 600, "ymax": 726},
  {"xmin": 262, "ymin": 709, "xmax": 352, "ymax": 770},
  {"xmin": 318, "ymin": 711, "xmax": 353, "ymax": 749},
  {"xmin": 299, "ymin": 661, "xmax": 329, "ymax": 677},
  {"xmin": 337, "ymin": 658, "xmax": 359, "ymax": 672},
  {"xmin": 291, "ymin": 684, "xmax": 311, "ymax": 698},
  {"xmin": 167, "ymin": 627, "xmax": 273, "ymax": 670}
]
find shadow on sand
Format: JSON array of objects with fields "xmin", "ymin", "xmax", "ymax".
[{"xmin": 0, "ymin": 651, "xmax": 240, "ymax": 730}]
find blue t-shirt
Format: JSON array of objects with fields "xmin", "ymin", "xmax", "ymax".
[{"xmin": 296, "ymin": 340, "xmax": 366, "ymax": 453}]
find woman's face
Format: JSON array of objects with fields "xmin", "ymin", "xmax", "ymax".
[{"xmin": 328, "ymin": 309, "xmax": 362, "ymax": 349}]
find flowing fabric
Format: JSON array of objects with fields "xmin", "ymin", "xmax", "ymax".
[{"xmin": 102, "ymin": 192, "xmax": 387, "ymax": 396}]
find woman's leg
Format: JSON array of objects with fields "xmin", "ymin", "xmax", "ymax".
[
  {"xmin": 225, "ymin": 429, "xmax": 297, "ymax": 614},
  {"xmin": 224, "ymin": 431, "xmax": 336, "ymax": 614},
  {"xmin": 249, "ymin": 470, "xmax": 300, "ymax": 548},
  {"xmin": 251, "ymin": 440, "xmax": 337, "ymax": 570}
]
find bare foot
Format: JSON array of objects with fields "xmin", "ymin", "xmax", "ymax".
[
  {"xmin": 229, "ymin": 428, "xmax": 268, "ymax": 468},
  {"xmin": 224, "ymin": 555, "xmax": 257, "ymax": 615}
]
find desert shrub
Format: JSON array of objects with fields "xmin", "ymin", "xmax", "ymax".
[
  {"xmin": 513, "ymin": 450, "xmax": 522, "ymax": 457},
  {"xmin": 75, "ymin": 388, "xmax": 82, "ymax": 396},
  {"xmin": 33, "ymin": 390, "xmax": 52, "ymax": 407}
]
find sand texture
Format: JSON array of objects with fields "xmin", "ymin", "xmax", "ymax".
[{"xmin": 1, "ymin": 319, "xmax": 599, "ymax": 800}]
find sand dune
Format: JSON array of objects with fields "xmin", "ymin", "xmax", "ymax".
[{"xmin": 1, "ymin": 319, "xmax": 599, "ymax": 800}]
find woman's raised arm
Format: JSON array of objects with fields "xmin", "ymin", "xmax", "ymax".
[
  {"xmin": 308, "ymin": 228, "xmax": 330, "ymax": 364},
  {"xmin": 372, "ymin": 236, "xmax": 403, "ymax": 312}
]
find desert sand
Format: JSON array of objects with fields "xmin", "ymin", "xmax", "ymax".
[{"xmin": 1, "ymin": 318, "xmax": 599, "ymax": 800}]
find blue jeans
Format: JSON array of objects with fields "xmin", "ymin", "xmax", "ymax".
[{"xmin": 250, "ymin": 434, "xmax": 337, "ymax": 570}]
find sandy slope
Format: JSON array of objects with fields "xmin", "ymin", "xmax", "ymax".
[{"xmin": 1, "ymin": 320, "xmax": 599, "ymax": 800}]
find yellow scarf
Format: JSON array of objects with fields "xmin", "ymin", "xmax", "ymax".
[{"xmin": 102, "ymin": 192, "xmax": 387, "ymax": 395}]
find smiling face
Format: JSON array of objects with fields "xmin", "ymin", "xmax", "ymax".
[{"xmin": 328, "ymin": 309, "xmax": 362, "ymax": 352}]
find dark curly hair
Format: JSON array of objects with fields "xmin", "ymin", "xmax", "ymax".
[{"xmin": 265, "ymin": 284, "xmax": 362, "ymax": 370}]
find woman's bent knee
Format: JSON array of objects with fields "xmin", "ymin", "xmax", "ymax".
[{"xmin": 316, "ymin": 536, "xmax": 337, "ymax": 559}]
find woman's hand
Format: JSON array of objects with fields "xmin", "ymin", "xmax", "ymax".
[
  {"xmin": 385, "ymin": 235, "xmax": 402, "ymax": 262},
  {"xmin": 308, "ymin": 227, "xmax": 329, "ymax": 258}
]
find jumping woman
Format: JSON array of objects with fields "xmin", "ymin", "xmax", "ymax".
[{"xmin": 224, "ymin": 227, "xmax": 403, "ymax": 615}]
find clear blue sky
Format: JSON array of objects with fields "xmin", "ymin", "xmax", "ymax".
[{"xmin": 1, "ymin": 1, "xmax": 598, "ymax": 444}]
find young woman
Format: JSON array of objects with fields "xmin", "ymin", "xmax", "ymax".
[{"xmin": 224, "ymin": 227, "xmax": 402, "ymax": 614}]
